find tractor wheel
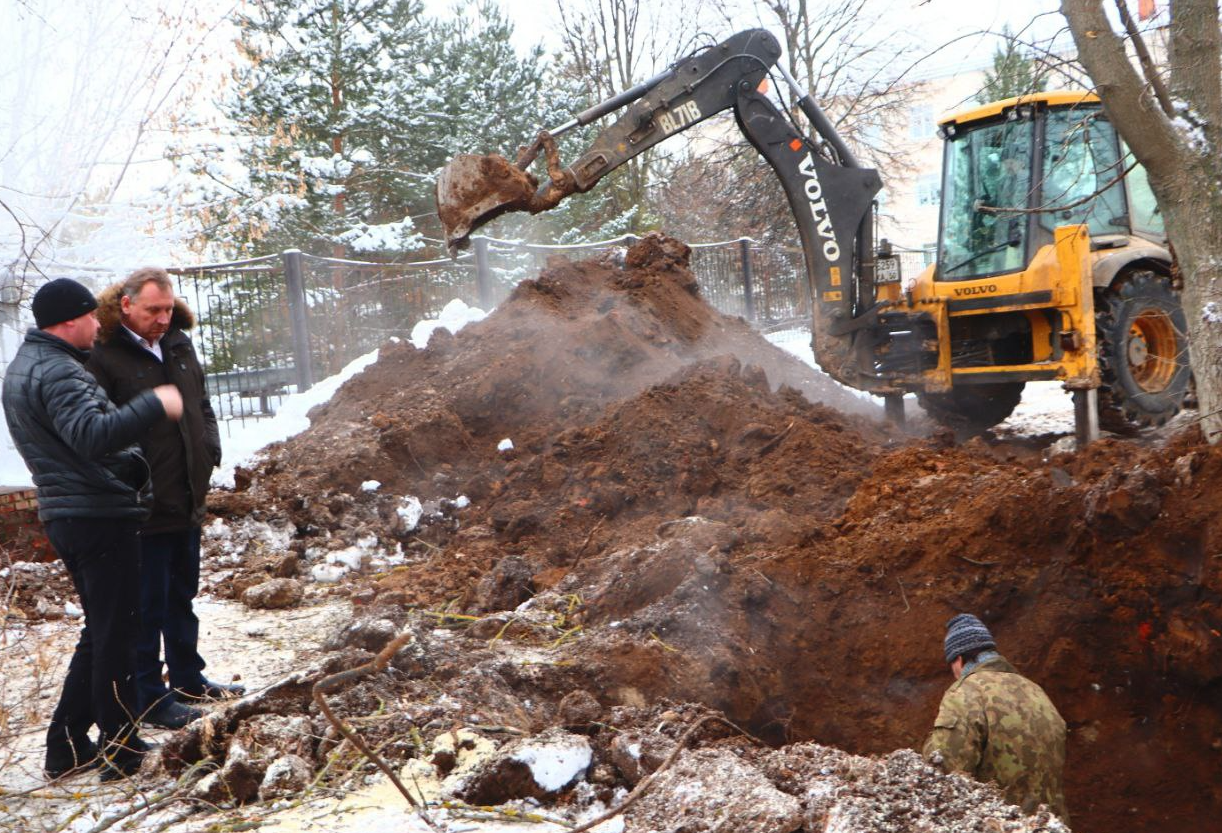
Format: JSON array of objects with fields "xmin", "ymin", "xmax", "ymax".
[
  {"xmin": 1096, "ymin": 271, "xmax": 1190, "ymax": 431},
  {"xmin": 916, "ymin": 382, "xmax": 1025, "ymax": 435}
]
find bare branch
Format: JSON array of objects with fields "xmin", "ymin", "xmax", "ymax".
[
  {"xmin": 1112, "ymin": 0, "xmax": 1175, "ymax": 117},
  {"xmin": 1061, "ymin": 0, "xmax": 1181, "ymax": 182}
]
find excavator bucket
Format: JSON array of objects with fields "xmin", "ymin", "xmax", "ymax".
[{"xmin": 436, "ymin": 154, "xmax": 540, "ymax": 253}]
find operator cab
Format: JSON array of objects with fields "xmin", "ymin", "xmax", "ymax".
[{"xmin": 935, "ymin": 92, "xmax": 1164, "ymax": 282}]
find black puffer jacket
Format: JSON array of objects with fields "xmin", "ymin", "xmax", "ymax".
[
  {"xmin": 86, "ymin": 287, "xmax": 220, "ymax": 533},
  {"xmin": 2, "ymin": 329, "xmax": 164, "ymax": 521}
]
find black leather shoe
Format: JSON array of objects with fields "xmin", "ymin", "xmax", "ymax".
[
  {"xmin": 141, "ymin": 699, "xmax": 203, "ymax": 730},
  {"xmin": 97, "ymin": 734, "xmax": 154, "ymax": 782},
  {"xmin": 98, "ymin": 753, "xmax": 143, "ymax": 782},
  {"xmin": 177, "ymin": 679, "xmax": 246, "ymax": 701},
  {"xmin": 125, "ymin": 735, "xmax": 155, "ymax": 754},
  {"xmin": 45, "ymin": 738, "xmax": 100, "ymax": 779}
]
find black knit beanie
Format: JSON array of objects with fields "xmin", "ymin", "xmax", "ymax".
[
  {"xmin": 943, "ymin": 613, "xmax": 997, "ymax": 664},
  {"xmin": 33, "ymin": 278, "xmax": 98, "ymax": 329}
]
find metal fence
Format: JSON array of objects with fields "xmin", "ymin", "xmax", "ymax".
[{"xmin": 168, "ymin": 236, "xmax": 935, "ymax": 431}]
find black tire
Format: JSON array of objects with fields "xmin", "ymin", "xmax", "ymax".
[
  {"xmin": 1096, "ymin": 271, "xmax": 1190, "ymax": 431},
  {"xmin": 917, "ymin": 382, "xmax": 1025, "ymax": 434}
]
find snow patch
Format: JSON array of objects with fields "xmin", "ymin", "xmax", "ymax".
[
  {"xmin": 510, "ymin": 735, "xmax": 593, "ymax": 792},
  {"xmin": 310, "ymin": 563, "xmax": 349, "ymax": 583},
  {"xmin": 337, "ymin": 219, "xmax": 422, "ymax": 253},
  {"xmin": 204, "ymin": 517, "xmax": 230, "ymax": 541},
  {"xmin": 297, "ymin": 152, "xmax": 355, "ymax": 179},
  {"xmin": 327, "ymin": 547, "xmax": 364, "ymax": 572},
  {"xmin": 409, "ymin": 298, "xmax": 487, "ymax": 348},
  {"xmin": 397, "ymin": 496, "xmax": 423, "ymax": 531},
  {"xmin": 1171, "ymin": 99, "xmax": 1211, "ymax": 154}
]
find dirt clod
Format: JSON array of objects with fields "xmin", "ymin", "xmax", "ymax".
[
  {"xmin": 557, "ymin": 689, "xmax": 601, "ymax": 727},
  {"xmin": 323, "ymin": 617, "xmax": 398, "ymax": 653},
  {"xmin": 458, "ymin": 728, "xmax": 592, "ymax": 805},
  {"xmin": 258, "ymin": 754, "xmax": 313, "ymax": 801},
  {"xmin": 241, "ymin": 578, "xmax": 304, "ymax": 610}
]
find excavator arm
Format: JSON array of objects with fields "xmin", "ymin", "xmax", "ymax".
[{"xmin": 435, "ymin": 28, "xmax": 884, "ymax": 385}]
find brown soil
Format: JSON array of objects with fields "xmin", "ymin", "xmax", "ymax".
[{"xmin": 10, "ymin": 234, "xmax": 1219, "ymax": 831}]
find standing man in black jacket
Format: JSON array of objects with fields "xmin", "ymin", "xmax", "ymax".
[
  {"xmin": 2, "ymin": 278, "xmax": 183, "ymax": 780},
  {"xmin": 87, "ymin": 268, "xmax": 244, "ymax": 731}
]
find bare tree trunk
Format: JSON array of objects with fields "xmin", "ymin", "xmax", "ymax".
[{"xmin": 1062, "ymin": 0, "xmax": 1222, "ymax": 443}]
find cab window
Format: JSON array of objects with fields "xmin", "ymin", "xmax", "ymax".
[{"xmin": 1039, "ymin": 108, "xmax": 1128, "ymax": 236}]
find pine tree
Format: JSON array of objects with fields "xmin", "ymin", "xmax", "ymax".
[
  {"xmin": 977, "ymin": 27, "xmax": 1048, "ymax": 104},
  {"xmin": 192, "ymin": 0, "xmax": 435, "ymax": 257},
  {"xmin": 174, "ymin": 0, "xmax": 625, "ymax": 257}
]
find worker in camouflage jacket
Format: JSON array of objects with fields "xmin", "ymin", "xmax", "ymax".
[{"xmin": 923, "ymin": 613, "xmax": 1069, "ymax": 823}]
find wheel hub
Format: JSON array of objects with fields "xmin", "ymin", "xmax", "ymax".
[
  {"xmin": 1127, "ymin": 331, "xmax": 1149, "ymax": 366},
  {"xmin": 1127, "ymin": 308, "xmax": 1178, "ymax": 392}
]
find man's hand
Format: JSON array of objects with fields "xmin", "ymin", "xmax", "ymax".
[{"xmin": 153, "ymin": 384, "xmax": 184, "ymax": 421}]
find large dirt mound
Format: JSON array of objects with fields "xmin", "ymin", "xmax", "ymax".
[
  {"xmin": 241, "ymin": 234, "xmax": 875, "ymax": 502},
  {"xmin": 202, "ymin": 234, "xmax": 1221, "ymax": 833}
]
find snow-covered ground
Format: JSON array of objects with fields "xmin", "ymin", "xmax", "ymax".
[{"xmin": 0, "ymin": 594, "xmax": 353, "ymax": 830}]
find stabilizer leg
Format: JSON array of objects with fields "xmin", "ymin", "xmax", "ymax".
[
  {"xmin": 884, "ymin": 394, "xmax": 906, "ymax": 426},
  {"xmin": 1072, "ymin": 388, "xmax": 1100, "ymax": 448}
]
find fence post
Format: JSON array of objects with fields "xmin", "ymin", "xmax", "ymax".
[
  {"xmin": 282, "ymin": 249, "xmax": 314, "ymax": 392},
  {"xmin": 473, "ymin": 236, "xmax": 494, "ymax": 310},
  {"xmin": 738, "ymin": 237, "xmax": 756, "ymax": 322}
]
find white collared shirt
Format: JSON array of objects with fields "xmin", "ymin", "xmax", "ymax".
[{"xmin": 123, "ymin": 324, "xmax": 163, "ymax": 361}]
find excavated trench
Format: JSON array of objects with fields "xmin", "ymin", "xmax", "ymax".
[{"xmin": 195, "ymin": 234, "xmax": 1222, "ymax": 833}]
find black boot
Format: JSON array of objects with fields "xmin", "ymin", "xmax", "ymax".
[
  {"xmin": 98, "ymin": 731, "xmax": 152, "ymax": 782},
  {"xmin": 44, "ymin": 736, "xmax": 100, "ymax": 779}
]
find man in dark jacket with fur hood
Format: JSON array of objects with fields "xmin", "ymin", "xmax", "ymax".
[
  {"xmin": 87, "ymin": 267, "xmax": 243, "ymax": 731},
  {"xmin": 3, "ymin": 278, "xmax": 182, "ymax": 780}
]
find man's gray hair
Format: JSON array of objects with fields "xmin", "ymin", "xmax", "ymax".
[{"xmin": 121, "ymin": 267, "xmax": 173, "ymax": 300}]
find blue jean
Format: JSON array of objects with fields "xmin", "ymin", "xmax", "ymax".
[{"xmin": 135, "ymin": 527, "xmax": 207, "ymax": 711}]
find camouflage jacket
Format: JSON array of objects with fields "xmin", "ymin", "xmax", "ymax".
[{"xmin": 922, "ymin": 655, "xmax": 1069, "ymax": 822}]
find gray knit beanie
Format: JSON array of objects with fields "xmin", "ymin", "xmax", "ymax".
[{"xmin": 943, "ymin": 613, "xmax": 996, "ymax": 664}]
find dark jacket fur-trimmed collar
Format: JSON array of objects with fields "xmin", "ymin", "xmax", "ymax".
[{"xmin": 95, "ymin": 283, "xmax": 196, "ymax": 344}]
